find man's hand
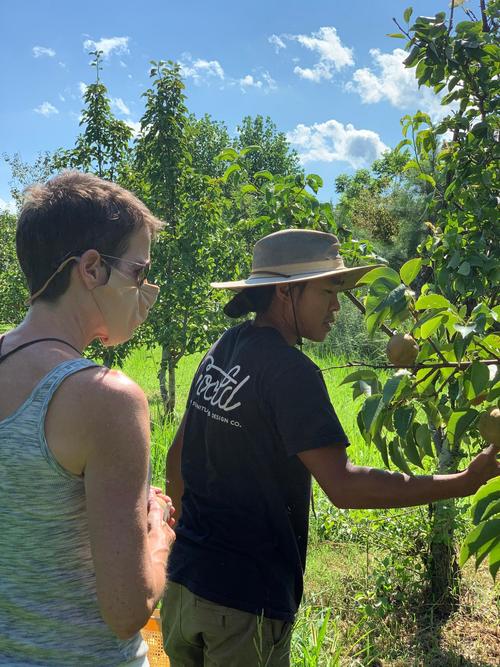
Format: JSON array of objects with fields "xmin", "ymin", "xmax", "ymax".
[{"xmin": 463, "ymin": 443, "xmax": 500, "ymax": 495}]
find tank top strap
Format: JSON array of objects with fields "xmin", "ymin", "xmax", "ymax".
[
  {"xmin": 32, "ymin": 358, "xmax": 99, "ymax": 422},
  {"xmin": 30, "ymin": 358, "xmax": 100, "ymax": 479}
]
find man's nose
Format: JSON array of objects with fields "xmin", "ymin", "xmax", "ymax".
[{"xmin": 330, "ymin": 294, "xmax": 340, "ymax": 311}]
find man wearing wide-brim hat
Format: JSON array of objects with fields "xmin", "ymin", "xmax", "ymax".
[{"xmin": 162, "ymin": 229, "xmax": 500, "ymax": 667}]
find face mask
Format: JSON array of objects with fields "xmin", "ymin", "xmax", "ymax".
[{"xmin": 92, "ymin": 267, "xmax": 159, "ymax": 346}]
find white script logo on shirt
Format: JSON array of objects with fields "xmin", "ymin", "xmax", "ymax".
[{"xmin": 194, "ymin": 355, "xmax": 250, "ymax": 412}]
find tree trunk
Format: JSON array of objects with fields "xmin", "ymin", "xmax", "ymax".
[
  {"xmin": 158, "ymin": 346, "xmax": 176, "ymax": 415},
  {"xmin": 167, "ymin": 356, "xmax": 176, "ymax": 414},
  {"xmin": 426, "ymin": 427, "xmax": 461, "ymax": 617}
]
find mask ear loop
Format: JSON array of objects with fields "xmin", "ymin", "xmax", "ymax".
[{"xmin": 26, "ymin": 256, "xmax": 80, "ymax": 306}]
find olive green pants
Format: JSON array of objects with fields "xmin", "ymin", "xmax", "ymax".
[{"xmin": 161, "ymin": 582, "xmax": 293, "ymax": 667}]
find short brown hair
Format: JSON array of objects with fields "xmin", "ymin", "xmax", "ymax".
[{"xmin": 16, "ymin": 171, "xmax": 163, "ymax": 302}]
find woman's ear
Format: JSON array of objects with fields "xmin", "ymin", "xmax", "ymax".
[{"xmin": 77, "ymin": 249, "xmax": 107, "ymax": 290}]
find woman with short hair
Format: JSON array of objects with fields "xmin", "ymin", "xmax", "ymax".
[{"xmin": 0, "ymin": 171, "xmax": 175, "ymax": 666}]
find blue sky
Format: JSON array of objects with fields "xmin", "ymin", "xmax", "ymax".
[{"xmin": 0, "ymin": 0, "xmax": 472, "ymax": 209}]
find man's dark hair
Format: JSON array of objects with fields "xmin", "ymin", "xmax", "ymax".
[
  {"xmin": 16, "ymin": 171, "xmax": 163, "ymax": 302},
  {"xmin": 223, "ymin": 283, "xmax": 307, "ymax": 319}
]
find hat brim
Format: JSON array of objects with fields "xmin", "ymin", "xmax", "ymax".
[{"xmin": 211, "ymin": 264, "xmax": 385, "ymax": 293}]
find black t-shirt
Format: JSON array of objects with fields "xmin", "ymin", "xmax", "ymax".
[{"xmin": 168, "ymin": 321, "xmax": 349, "ymax": 621}]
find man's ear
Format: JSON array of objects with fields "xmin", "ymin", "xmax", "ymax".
[
  {"xmin": 275, "ymin": 283, "xmax": 291, "ymax": 304},
  {"xmin": 77, "ymin": 249, "xmax": 107, "ymax": 290}
]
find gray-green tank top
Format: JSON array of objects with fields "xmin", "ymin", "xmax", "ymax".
[{"xmin": 0, "ymin": 358, "xmax": 149, "ymax": 666}]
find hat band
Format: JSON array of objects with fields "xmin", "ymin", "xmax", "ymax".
[{"xmin": 251, "ymin": 258, "xmax": 345, "ymax": 278}]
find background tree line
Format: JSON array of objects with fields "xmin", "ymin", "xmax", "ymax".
[{"xmin": 1, "ymin": 50, "xmax": 417, "ymax": 409}]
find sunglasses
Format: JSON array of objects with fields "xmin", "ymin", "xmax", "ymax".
[{"xmin": 100, "ymin": 253, "xmax": 151, "ymax": 287}]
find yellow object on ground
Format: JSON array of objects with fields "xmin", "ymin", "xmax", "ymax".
[{"xmin": 141, "ymin": 610, "xmax": 170, "ymax": 667}]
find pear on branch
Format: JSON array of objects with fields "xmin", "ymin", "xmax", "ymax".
[
  {"xmin": 386, "ymin": 333, "xmax": 420, "ymax": 367},
  {"xmin": 478, "ymin": 408, "xmax": 500, "ymax": 447}
]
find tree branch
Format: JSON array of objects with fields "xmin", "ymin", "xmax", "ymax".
[
  {"xmin": 319, "ymin": 359, "xmax": 498, "ymax": 373},
  {"xmin": 344, "ymin": 290, "xmax": 395, "ymax": 338}
]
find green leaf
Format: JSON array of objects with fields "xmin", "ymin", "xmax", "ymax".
[
  {"xmin": 388, "ymin": 438, "xmax": 413, "ymax": 475},
  {"xmin": 479, "ymin": 499, "xmax": 500, "ymax": 524},
  {"xmin": 402, "ymin": 430, "xmax": 424, "ymax": 469},
  {"xmin": 240, "ymin": 184, "xmax": 257, "ymax": 194},
  {"xmin": 340, "ymin": 369, "xmax": 379, "ymax": 386},
  {"xmin": 239, "ymin": 144, "xmax": 260, "ymax": 157},
  {"xmin": 418, "ymin": 173, "xmax": 436, "ymax": 187},
  {"xmin": 216, "ymin": 148, "xmax": 239, "ymax": 162},
  {"xmin": 403, "ymin": 159, "xmax": 420, "ymax": 172},
  {"xmin": 400, "ymin": 258, "xmax": 422, "ymax": 286},
  {"xmin": 394, "ymin": 406, "xmax": 415, "ymax": 438},
  {"xmin": 222, "ymin": 163, "xmax": 241, "ymax": 182},
  {"xmin": 459, "ymin": 519, "xmax": 500, "ymax": 567},
  {"xmin": 415, "ymin": 424, "xmax": 434, "ymax": 458},
  {"xmin": 404, "ymin": 46, "xmax": 420, "ymax": 68},
  {"xmin": 420, "ymin": 314, "xmax": 446, "ymax": 339},
  {"xmin": 373, "ymin": 433, "xmax": 390, "ymax": 468},
  {"xmin": 463, "ymin": 361, "xmax": 490, "ymax": 400},
  {"xmin": 387, "ymin": 33, "xmax": 405, "ymax": 39},
  {"xmin": 360, "ymin": 395, "xmax": 384, "ymax": 435},
  {"xmin": 488, "ymin": 541, "xmax": 500, "ymax": 580},
  {"xmin": 473, "ymin": 535, "xmax": 500, "ymax": 570},
  {"xmin": 404, "ymin": 6, "xmax": 413, "ymax": 23},
  {"xmin": 414, "ymin": 294, "xmax": 452, "ymax": 310},
  {"xmin": 447, "ymin": 409, "xmax": 478, "ymax": 446},
  {"xmin": 253, "ymin": 170, "xmax": 273, "ymax": 181},
  {"xmin": 383, "ymin": 374, "xmax": 409, "ymax": 405},
  {"xmin": 423, "ymin": 403, "xmax": 441, "ymax": 430},
  {"xmin": 415, "ymin": 369, "xmax": 438, "ymax": 394},
  {"xmin": 373, "ymin": 285, "xmax": 409, "ymax": 320},
  {"xmin": 458, "ymin": 261, "xmax": 471, "ymax": 276},
  {"xmin": 471, "ymin": 477, "xmax": 500, "ymax": 525},
  {"xmin": 356, "ymin": 266, "xmax": 400, "ymax": 288},
  {"xmin": 357, "ymin": 410, "xmax": 368, "ymax": 442}
]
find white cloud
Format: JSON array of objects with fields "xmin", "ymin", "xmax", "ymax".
[
  {"xmin": 79, "ymin": 82, "xmax": 88, "ymax": 98},
  {"xmin": 83, "ymin": 36, "xmax": 129, "ymax": 58},
  {"xmin": 0, "ymin": 197, "xmax": 17, "ymax": 214},
  {"xmin": 239, "ymin": 71, "xmax": 276, "ymax": 92},
  {"xmin": 111, "ymin": 97, "xmax": 131, "ymax": 116},
  {"xmin": 287, "ymin": 119, "xmax": 388, "ymax": 168},
  {"xmin": 262, "ymin": 72, "xmax": 277, "ymax": 90},
  {"xmin": 180, "ymin": 56, "xmax": 225, "ymax": 84},
  {"xmin": 58, "ymin": 93, "xmax": 66, "ymax": 102},
  {"xmin": 275, "ymin": 27, "xmax": 354, "ymax": 82},
  {"xmin": 240, "ymin": 75, "xmax": 262, "ymax": 89},
  {"xmin": 347, "ymin": 48, "xmax": 453, "ymax": 121},
  {"xmin": 269, "ymin": 34, "xmax": 286, "ymax": 53},
  {"xmin": 125, "ymin": 120, "xmax": 141, "ymax": 137},
  {"xmin": 33, "ymin": 46, "xmax": 55, "ymax": 58},
  {"xmin": 34, "ymin": 101, "xmax": 59, "ymax": 117}
]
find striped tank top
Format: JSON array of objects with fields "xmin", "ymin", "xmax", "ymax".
[{"xmin": 0, "ymin": 358, "xmax": 149, "ymax": 666}]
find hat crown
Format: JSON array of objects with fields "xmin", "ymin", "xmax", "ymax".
[{"xmin": 252, "ymin": 229, "xmax": 344, "ymax": 275}]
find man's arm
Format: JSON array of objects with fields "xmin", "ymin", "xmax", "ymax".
[
  {"xmin": 82, "ymin": 370, "xmax": 175, "ymax": 639},
  {"xmin": 298, "ymin": 443, "xmax": 500, "ymax": 509},
  {"xmin": 166, "ymin": 413, "xmax": 186, "ymax": 523}
]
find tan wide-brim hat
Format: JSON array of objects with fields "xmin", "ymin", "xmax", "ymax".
[{"xmin": 211, "ymin": 229, "xmax": 384, "ymax": 292}]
